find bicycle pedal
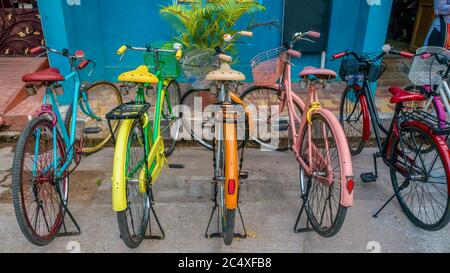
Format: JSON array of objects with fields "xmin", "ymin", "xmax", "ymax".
[
  {"xmin": 239, "ymin": 171, "xmax": 249, "ymax": 180},
  {"xmin": 275, "ymin": 120, "xmax": 289, "ymax": 132},
  {"xmin": 83, "ymin": 127, "xmax": 101, "ymax": 134},
  {"xmin": 168, "ymin": 164, "xmax": 185, "ymax": 169},
  {"xmin": 361, "ymin": 172, "xmax": 378, "ymax": 183}
]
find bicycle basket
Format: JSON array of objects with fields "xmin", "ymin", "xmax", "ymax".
[
  {"xmin": 144, "ymin": 41, "xmax": 181, "ymax": 79},
  {"xmin": 180, "ymin": 48, "xmax": 217, "ymax": 89},
  {"xmin": 409, "ymin": 46, "xmax": 450, "ymax": 86},
  {"xmin": 250, "ymin": 47, "xmax": 285, "ymax": 86},
  {"xmin": 338, "ymin": 54, "xmax": 387, "ymax": 83}
]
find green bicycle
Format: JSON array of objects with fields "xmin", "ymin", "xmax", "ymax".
[{"xmin": 106, "ymin": 42, "xmax": 183, "ymax": 248}]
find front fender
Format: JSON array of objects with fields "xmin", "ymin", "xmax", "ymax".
[{"xmin": 112, "ymin": 119, "xmax": 134, "ymax": 212}]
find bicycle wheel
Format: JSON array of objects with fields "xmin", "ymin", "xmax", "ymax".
[
  {"xmin": 389, "ymin": 124, "xmax": 450, "ymax": 231},
  {"xmin": 240, "ymin": 86, "xmax": 300, "ymax": 151},
  {"xmin": 339, "ymin": 86, "xmax": 366, "ymax": 155},
  {"xmin": 298, "ymin": 113, "xmax": 348, "ymax": 237},
  {"xmin": 116, "ymin": 119, "xmax": 150, "ymax": 248},
  {"xmin": 12, "ymin": 116, "xmax": 68, "ymax": 246},
  {"xmin": 180, "ymin": 89, "xmax": 217, "ymax": 150},
  {"xmin": 160, "ymin": 80, "xmax": 181, "ymax": 156},
  {"xmin": 65, "ymin": 81, "xmax": 122, "ymax": 155}
]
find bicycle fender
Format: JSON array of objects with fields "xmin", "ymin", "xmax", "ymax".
[
  {"xmin": 112, "ymin": 119, "xmax": 134, "ymax": 212},
  {"xmin": 318, "ymin": 108, "xmax": 354, "ymax": 207},
  {"xmin": 401, "ymin": 120, "xmax": 450, "ymax": 193},
  {"xmin": 359, "ymin": 94, "xmax": 371, "ymax": 142}
]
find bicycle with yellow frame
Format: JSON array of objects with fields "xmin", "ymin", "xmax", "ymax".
[{"xmin": 106, "ymin": 42, "xmax": 182, "ymax": 248}]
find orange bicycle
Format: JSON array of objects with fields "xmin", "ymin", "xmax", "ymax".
[{"xmin": 199, "ymin": 31, "xmax": 253, "ymax": 245}]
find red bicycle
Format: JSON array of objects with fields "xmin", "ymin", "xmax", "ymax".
[{"xmin": 334, "ymin": 47, "xmax": 450, "ymax": 231}]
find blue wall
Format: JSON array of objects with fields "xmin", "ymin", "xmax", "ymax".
[{"xmin": 37, "ymin": 0, "xmax": 392, "ymax": 104}]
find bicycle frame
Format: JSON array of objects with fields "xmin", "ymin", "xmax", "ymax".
[{"xmin": 33, "ymin": 70, "xmax": 98, "ymax": 178}]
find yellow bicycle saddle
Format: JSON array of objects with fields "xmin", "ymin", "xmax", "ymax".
[{"xmin": 118, "ymin": 65, "xmax": 159, "ymax": 84}]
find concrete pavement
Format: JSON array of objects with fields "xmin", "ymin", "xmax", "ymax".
[{"xmin": 0, "ymin": 146, "xmax": 449, "ymax": 253}]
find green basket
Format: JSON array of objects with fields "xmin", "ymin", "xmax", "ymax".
[{"xmin": 144, "ymin": 41, "xmax": 181, "ymax": 79}]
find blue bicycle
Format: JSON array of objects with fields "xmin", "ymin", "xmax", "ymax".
[{"xmin": 12, "ymin": 46, "xmax": 122, "ymax": 246}]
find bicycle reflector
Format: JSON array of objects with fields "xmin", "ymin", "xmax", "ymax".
[
  {"xmin": 228, "ymin": 179, "xmax": 236, "ymax": 195},
  {"xmin": 347, "ymin": 177, "xmax": 355, "ymax": 194}
]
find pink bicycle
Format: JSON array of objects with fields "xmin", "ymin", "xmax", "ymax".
[{"xmin": 241, "ymin": 31, "xmax": 354, "ymax": 237}]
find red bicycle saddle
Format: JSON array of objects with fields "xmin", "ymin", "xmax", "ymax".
[
  {"xmin": 389, "ymin": 87, "xmax": 425, "ymax": 104},
  {"xmin": 22, "ymin": 68, "xmax": 65, "ymax": 83}
]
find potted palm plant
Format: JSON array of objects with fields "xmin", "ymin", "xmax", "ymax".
[
  {"xmin": 160, "ymin": 0, "xmax": 265, "ymax": 50},
  {"xmin": 160, "ymin": 0, "xmax": 265, "ymax": 87}
]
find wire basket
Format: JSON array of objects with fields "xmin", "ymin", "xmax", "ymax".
[
  {"xmin": 409, "ymin": 46, "xmax": 450, "ymax": 86},
  {"xmin": 250, "ymin": 47, "xmax": 286, "ymax": 86},
  {"xmin": 180, "ymin": 48, "xmax": 217, "ymax": 89},
  {"xmin": 144, "ymin": 41, "xmax": 181, "ymax": 79},
  {"xmin": 338, "ymin": 54, "xmax": 387, "ymax": 83}
]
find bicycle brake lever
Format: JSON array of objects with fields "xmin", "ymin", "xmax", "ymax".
[{"xmin": 119, "ymin": 53, "xmax": 125, "ymax": 62}]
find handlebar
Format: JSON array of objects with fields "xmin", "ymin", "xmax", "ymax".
[
  {"xmin": 214, "ymin": 30, "xmax": 254, "ymax": 63},
  {"xmin": 30, "ymin": 45, "xmax": 95, "ymax": 72},
  {"xmin": 116, "ymin": 44, "xmax": 183, "ymax": 60}
]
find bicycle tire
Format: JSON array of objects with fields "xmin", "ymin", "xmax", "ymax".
[
  {"xmin": 181, "ymin": 88, "xmax": 249, "ymax": 151},
  {"xmin": 240, "ymin": 86, "xmax": 300, "ymax": 151},
  {"xmin": 339, "ymin": 85, "xmax": 366, "ymax": 155},
  {"xmin": 12, "ymin": 116, "xmax": 68, "ymax": 246},
  {"xmin": 116, "ymin": 119, "xmax": 150, "ymax": 248},
  {"xmin": 223, "ymin": 209, "xmax": 236, "ymax": 246},
  {"xmin": 161, "ymin": 80, "xmax": 181, "ymax": 157},
  {"xmin": 299, "ymin": 113, "xmax": 348, "ymax": 237},
  {"xmin": 65, "ymin": 81, "xmax": 122, "ymax": 155},
  {"xmin": 389, "ymin": 124, "xmax": 450, "ymax": 231}
]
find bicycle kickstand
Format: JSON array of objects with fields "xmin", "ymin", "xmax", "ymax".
[
  {"xmin": 144, "ymin": 190, "xmax": 165, "ymax": 240},
  {"xmin": 55, "ymin": 179, "xmax": 81, "ymax": 237},
  {"xmin": 294, "ymin": 197, "xmax": 314, "ymax": 233},
  {"xmin": 205, "ymin": 188, "xmax": 247, "ymax": 239},
  {"xmin": 373, "ymin": 180, "xmax": 409, "ymax": 218}
]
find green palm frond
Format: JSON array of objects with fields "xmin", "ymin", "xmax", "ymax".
[{"xmin": 160, "ymin": 0, "xmax": 265, "ymax": 51}]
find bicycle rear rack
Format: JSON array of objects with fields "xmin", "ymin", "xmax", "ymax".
[
  {"xmin": 105, "ymin": 101, "xmax": 151, "ymax": 145},
  {"xmin": 400, "ymin": 110, "xmax": 450, "ymax": 135},
  {"xmin": 106, "ymin": 101, "xmax": 150, "ymax": 121}
]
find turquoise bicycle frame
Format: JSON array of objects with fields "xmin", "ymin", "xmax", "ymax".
[{"xmin": 32, "ymin": 70, "xmax": 99, "ymax": 178}]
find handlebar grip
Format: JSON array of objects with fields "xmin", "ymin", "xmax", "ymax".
[
  {"xmin": 332, "ymin": 52, "xmax": 347, "ymax": 60},
  {"xmin": 218, "ymin": 54, "xmax": 232, "ymax": 62},
  {"xmin": 238, "ymin": 31, "xmax": 253, "ymax": 37},
  {"xmin": 30, "ymin": 46, "xmax": 44, "ymax": 54},
  {"xmin": 307, "ymin": 31, "xmax": 321, "ymax": 39},
  {"xmin": 117, "ymin": 45, "xmax": 127, "ymax": 55},
  {"xmin": 176, "ymin": 49, "xmax": 183, "ymax": 60},
  {"xmin": 77, "ymin": 59, "xmax": 90, "ymax": 70},
  {"xmin": 399, "ymin": 51, "xmax": 414, "ymax": 59}
]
